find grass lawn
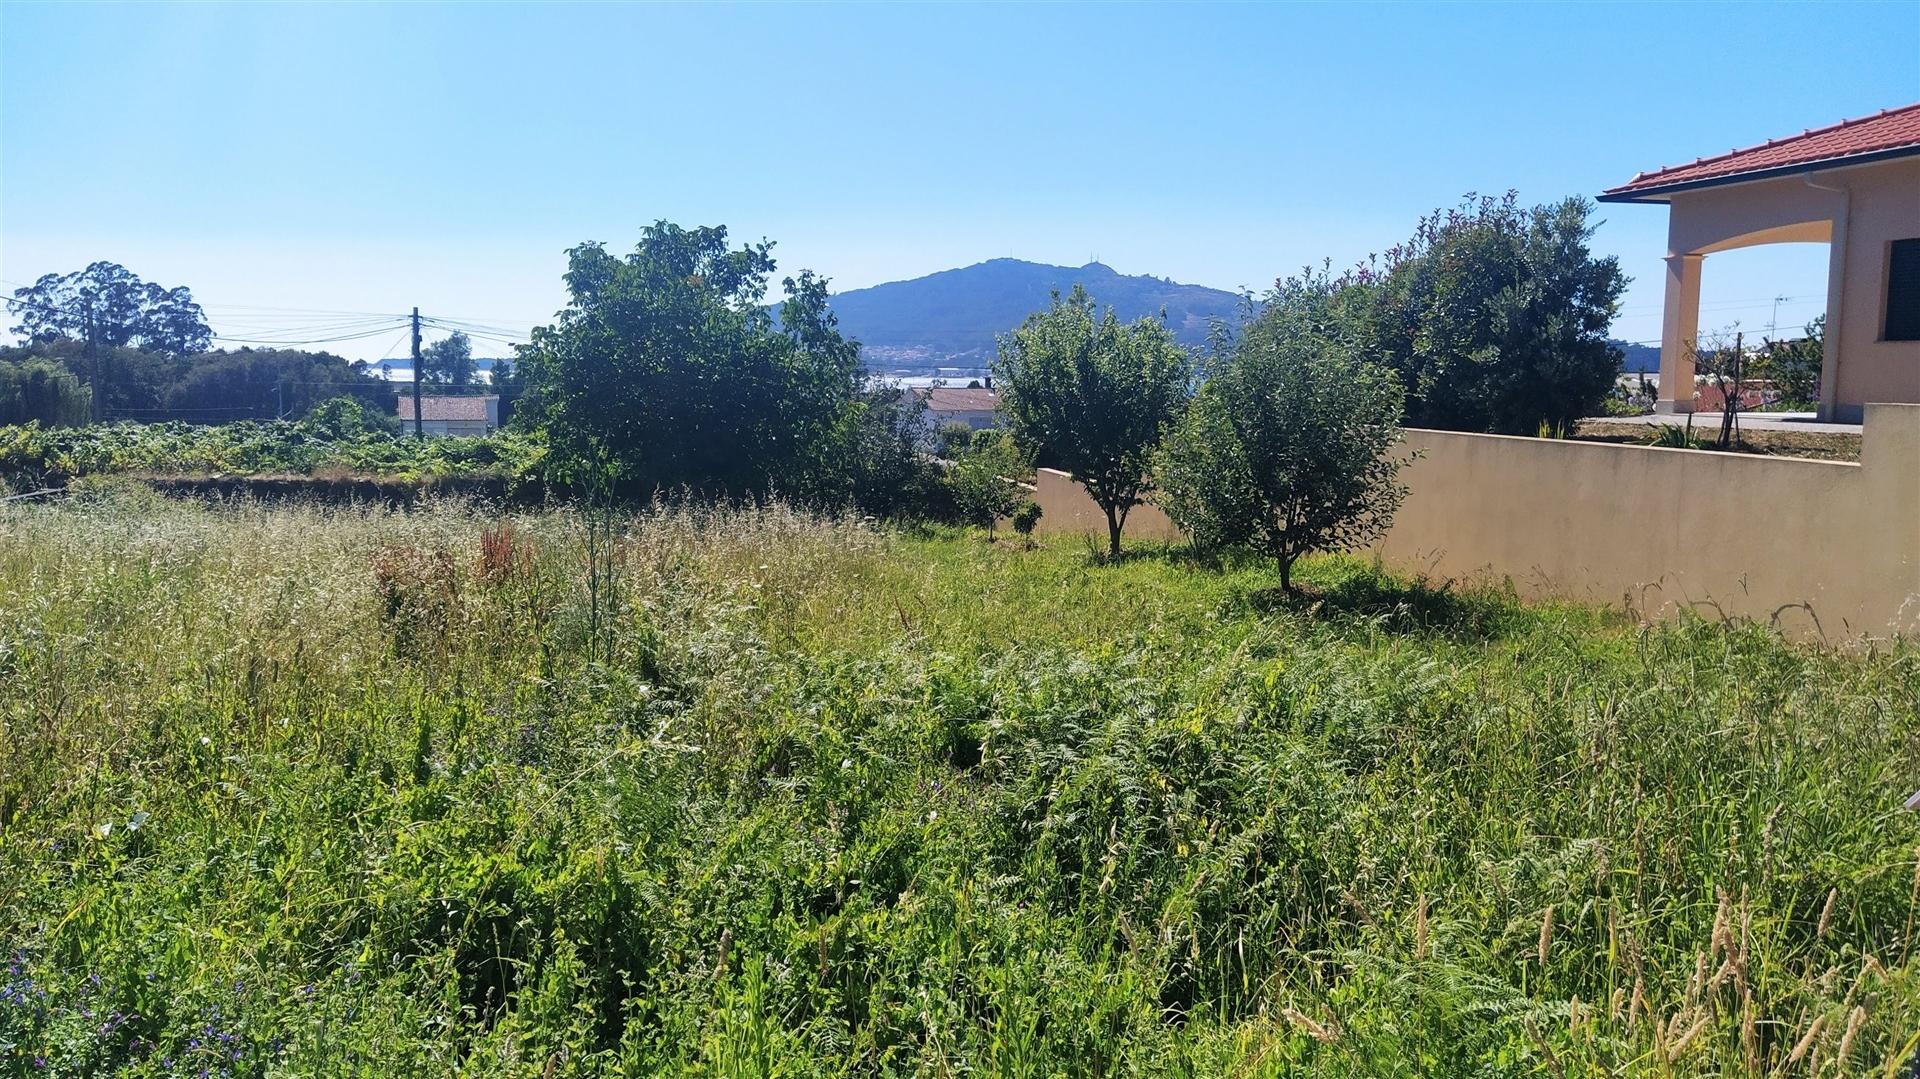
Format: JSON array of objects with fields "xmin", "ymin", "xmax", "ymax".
[{"xmin": 2, "ymin": 485, "xmax": 1916, "ymax": 1076}]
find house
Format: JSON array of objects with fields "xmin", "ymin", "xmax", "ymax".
[
  {"xmin": 396, "ymin": 394, "xmax": 500, "ymax": 436},
  {"xmin": 1599, "ymin": 103, "xmax": 1920, "ymax": 423},
  {"xmin": 917, "ymin": 386, "xmax": 1000, "ymax": 431}
]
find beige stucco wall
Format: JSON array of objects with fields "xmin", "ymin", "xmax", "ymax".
[
  {"xmin": 1032, "ymin": 404, "xmax": 1920, "ymax": 641},
  {"xmin": 1659, "ymin": 157, "xmax": 1920, "ymax": 421}
]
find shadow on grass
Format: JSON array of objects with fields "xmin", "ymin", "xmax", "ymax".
[{"xmin": 1235, "ymin": 560, "xmax": 1534, "ymax": 642}]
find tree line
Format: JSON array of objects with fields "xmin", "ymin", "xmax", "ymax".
[
  {"xmin": 6, "ymin": 194, "xmax": 1626, "ymax": 578},
  {"xmin": 2, "ymin": 262, "xmax": 510, "ymax": 426}
]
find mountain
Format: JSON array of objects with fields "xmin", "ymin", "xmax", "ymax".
[{"xmin": 824, "ymin": 259, "xmax": 1246, "ymax": 376}]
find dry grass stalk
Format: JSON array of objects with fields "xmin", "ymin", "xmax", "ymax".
[
  {"xmin": 1281, "ymin": 1005, "xmax": 1338, "ymax": 1044},
  {"xmin": 1665, "ymin": 1011, "xmax": 1709, "ymax": 1062},
  {"xmin": 1523, "ymin": 1018, "xmax": 1568, "ymax": 1079},
  {"xmin": 1537, "ymin": 904, "xmax": 1555, "ymax": 971},
  {"xmin": 1785, "ymin": 1013, "xmax": 1825, "ymax": 1067},
  {"xmin": 1741, "ymin": 991, "xmax": 1758, "ymax": 1074},
  {"xmin": 1413, "ymin": 894, "xmax": 1428, "ymax": 962},
  {"xmin": 1834, "ymin": 1005, "xmax": 1864, "ymax": 1067},
  {"xmin": 1816, "ymin": 886, "xmax": 1838, "ymax": 939}
]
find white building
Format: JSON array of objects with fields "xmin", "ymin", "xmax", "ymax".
[
  {"xmin": 396, "ymin": 394, "xmax": 500, "ymax": 437},
  {"xmin": 917, "ymin": 386, "xmax": 999, "ymax": 431}
]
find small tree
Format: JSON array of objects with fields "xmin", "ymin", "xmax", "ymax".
[
  {"xmin": 1689, "ymin": 329, "xmax": 1752, "ymax": 450},
  {"xmin": 993, "ymin": 285, "xmax": 1191, "ymax": 558},
  {"xmin": 1157, "ymin": 306, "xmax": 1409, "ymax": 592},
  {"xmin": 946, "ymin": 429, "xmax": 1027, "ymax": 539},
  {"xmin": 1763, "ymin": 315, "xmax": 1823, "ymax": 408},
  {"xmin": 1011, "ymin": 501, "xmax": 1043, "ymax": 547}
]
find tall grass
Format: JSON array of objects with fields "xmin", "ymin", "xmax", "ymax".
[{"xmin": 1, "ymin": 485, "xmax": 1915, "ymax": 1075}]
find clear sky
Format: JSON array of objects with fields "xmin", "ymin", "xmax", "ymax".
[{"xmin": 3, "ymin": 1, "xmax": 1916, "ymax": 359}]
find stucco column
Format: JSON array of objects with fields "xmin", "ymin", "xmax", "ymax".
[{"xmin": 1656, "ymin": 253, "xmax": 1703, "ymax": 415}]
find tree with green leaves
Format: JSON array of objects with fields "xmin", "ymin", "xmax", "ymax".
[
  {"xmin": 519, "ymin": 222, "xmax": 861, "ymax": 499},
  {"xmin": 1763, "ymin": 315, "xmax": 1823, "ymax": 408},
  {"xmin": 946, "ymin": 429, "xmax": 1028, "ymax": 538},
  {"xmin": 1157, "ymin": 274, "xmax": 1410, "ymax": 592},
  {"xmin": 1361, "ymin": 193, "xmax": 1627, "ymax": 434},
  {"xmin": 993, "ymin": 285, "xmax": 1191, "ymax": 557},
  {"xmin": 420, "ymin": 331, "xmax": 476, "ymax": 388},
  {"xmin": 6, "ymin": 262, "xmax": 212, "ymax": 357},
  {"xmin": 0, "ymin": 359, "xmax": 91, "ymax": 426}
]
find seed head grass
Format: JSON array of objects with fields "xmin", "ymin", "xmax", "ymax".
[{"xmin": 1, "ymin": 486, "xmax": 1916, "ymax": 1075}]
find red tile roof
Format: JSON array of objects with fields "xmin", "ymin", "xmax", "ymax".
[
  {"xmin": 918, "ymin": 387, "xmax": 1000, "ymax": 412},
  {"xmin": 1601, "ymin": 103, "xmax": 1920, "ymax": 201},
  {"xmin": 396, "ymin": 394, "xmax": 498, "ymax": 422}
]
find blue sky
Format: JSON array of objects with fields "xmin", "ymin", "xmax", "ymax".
[{"xmin": 3, "ymin": 1, "xmax": 1915, "ymax": 359}]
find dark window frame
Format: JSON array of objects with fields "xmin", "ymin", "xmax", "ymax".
[{"xmin": 1886, "ymin": 237, "xmax": 1920, "ymax": 342}]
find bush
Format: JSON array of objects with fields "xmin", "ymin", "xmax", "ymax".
[
  {"xmin": 946, "ymin": 429, "xmax": 1028, "ymax": 537},
  {"xmin": 1361, "ymin": 193, "xmax": 1628, "ymax": 433},
  {"xmin": 934, "ymin": 420, "xmax": 975, "ymax": 459},
  {"xmin": 518, "ymin": 222, "xmax": 860, "ymax": 500}
]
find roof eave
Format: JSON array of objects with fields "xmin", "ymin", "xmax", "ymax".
[{"xmin": 1598, "ymin": 143, "xmax": 1920, "ymax": 204}]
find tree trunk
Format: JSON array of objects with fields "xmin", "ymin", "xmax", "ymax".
[
  {"xmin": 1278, "ymin": 553, "xmax": 1293, "ymax": 593},
  {"xmin": 1104, "ymin": 505, "xmax": 1122, "ymax": 560}
]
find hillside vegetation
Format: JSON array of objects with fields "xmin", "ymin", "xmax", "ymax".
[{"xmin": 2, "ymin": 491, "xmax": 1915, "ymax": 1075}]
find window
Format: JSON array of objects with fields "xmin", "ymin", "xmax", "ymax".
[{"xmin": 1887, "ymin": 238, "xmax": 1920, "ymax": 341}]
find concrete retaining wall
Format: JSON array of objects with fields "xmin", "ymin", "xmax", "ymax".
[{"xmin": 1031, "ymin": 403, "xmax": 1920, "ymax": 640}]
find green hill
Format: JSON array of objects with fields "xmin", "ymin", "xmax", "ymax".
[{"xmin": 826, "ymin": 258, "xmax": 1246, "ymax": 374}]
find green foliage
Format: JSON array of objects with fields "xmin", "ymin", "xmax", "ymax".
[
  {"xmin": 1011, "ymin": 500, "xmax": 1042, "ymax": 538},
  {"xmin": 945, "ymin": 429, "xmax": 1027, "ymax": 535},
  {"xmin": 0, "ymin": 338, "xmax": 394, "ymax": 422},
  {"xmin": 1763, "ymin": 314, "xmax": 1824, "ymax": 408},
  {"xmin": 421, "ymin": 331, "xmax": 476, "ymax": 388},
  {"xmin": 519, "ymin": 222, "xmax": 861, "ymax": 501},
  {"xmin": 6, "ymin": 261, "xmax": 212, "ymax": 357},
  {"xmin": 838, "ymin": 381, "xmax": 947, "ymax": 521},
  {"xmin": 1363, "ymin": 193, "xmax": 1629, "ymax": 433},
  {"xmin": 0, "ymin": 419, "xmax": 540, "ymax": 488},
  {"xmin": 1649, "ymin": 421, "xmax": 1702, "ymax": 449},
  {"xmin": 298, "ymin": 395, "xmax": 401, "ymax": 440},
  {"xmin": 0, "ymin": 359, "xmax": 91, "ymax": 426},
  {"xmin": 994, "ymin": 285, "xmax": 1192, "ymax": 556},
  {"xmin": 933, "ymin": 419, "xmax": 975, "ymax": 459},
  {"xmin": 1158, "ymin": 273, "xmax": 1410, "ymax": 590},
  {"xmin": 0, "ymin": 498, "xmax": 1915, "ymax": 1075}
]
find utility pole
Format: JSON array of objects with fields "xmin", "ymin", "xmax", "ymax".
[
  {"xmin": 410, "ymin": 306, "xmax": 424, "ymax": 438},
  {"xmin": 84, "ymin": 296, "xmax": 100, "ymax": 423}
]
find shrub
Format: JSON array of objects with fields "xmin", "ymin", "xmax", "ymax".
[
  {"xmin": 1011, "ymin": 500, "xmax": 1042, "ymax": 544},
  {"xmin": 946, "ymin": 429, "xmax": 1028, "ymax": 537}
]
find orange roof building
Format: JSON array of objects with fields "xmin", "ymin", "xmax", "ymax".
[{"xmin": 1599, "ymin": 104, "xmax": 1920, "ymax": 421}]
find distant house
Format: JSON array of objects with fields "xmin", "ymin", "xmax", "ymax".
[
  {"xmin": 1599, "ymin": 102, "xmax": 1920, "ymax": 423},
  {"xmin": 396, "ymin": 394, "xmax": 500, "ymax": 437},
  {"xmin": 917, "ymin": 386, "xmax": 1000, "ymax": 431}
]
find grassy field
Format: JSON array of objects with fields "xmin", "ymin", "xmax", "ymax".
[{"xmin": 2, "ymin": 485, "xmax": 1916, "ymax": 1076}]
